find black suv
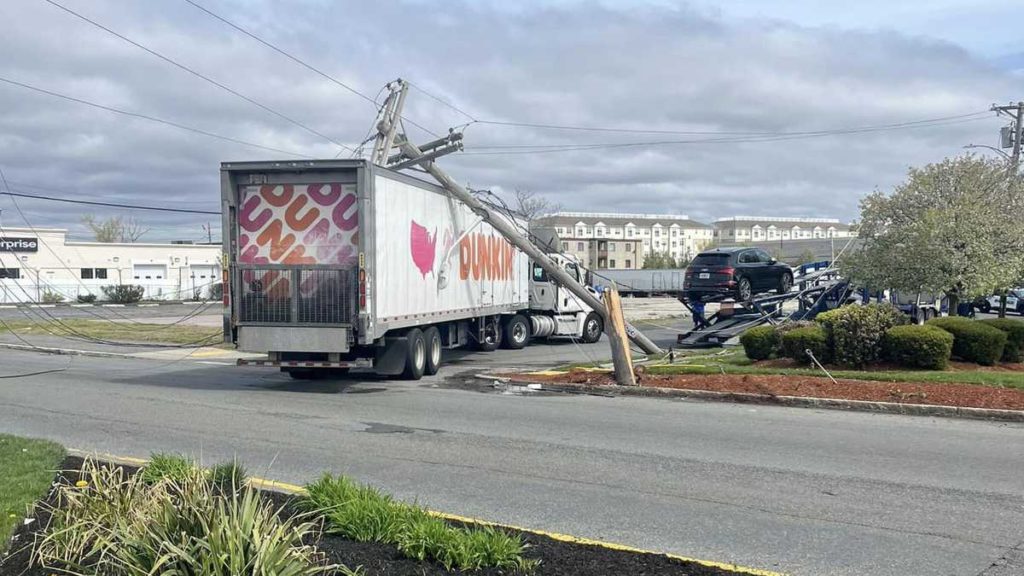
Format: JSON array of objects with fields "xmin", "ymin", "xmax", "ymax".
[{"xmin": 684, "ymin": 247, "xmax": 793, "ymax": 302}]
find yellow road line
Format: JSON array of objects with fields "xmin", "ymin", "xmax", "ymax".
[{"xmin": 70, "ymin": 449, "xmax": 786, "ymax": 576}]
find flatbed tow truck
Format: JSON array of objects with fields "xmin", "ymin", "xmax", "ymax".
[{"xmin": 675, "ymin": 262, "xmax": 854, "ymax": 348}]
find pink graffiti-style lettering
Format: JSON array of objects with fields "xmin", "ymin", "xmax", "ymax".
[
  {"xmin": 284, "ymin": 195, "xmax": 320, "ymax": 231},
  {"xmin": 302, "ymin": 218, "xmax": 330, "ymax": 246},
  {"xmin": 240, "ymin": 234, "xmax": 250, "ymax": 248},
  {"xmin": 239, "ymin": 195, "xmax": 271, "ymax": 233},
  {"xmin": 332, "ymin": 193, "xmax": 358, "ymax": 231},
  {"xmin": 282, "ymin": 245, "xmax": 316, "ymax": 265},
  {"xmin": 260, "ymin": 184, "xmax": 294, "ymax": 207},
  {"xmin": 307, "ymin": 183, "xmax": 342, "ymax": 206}
]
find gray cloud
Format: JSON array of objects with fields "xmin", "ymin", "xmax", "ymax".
[{"xmin": 0, "ymin": 0, "xmax": 1018, "ymax": 241}]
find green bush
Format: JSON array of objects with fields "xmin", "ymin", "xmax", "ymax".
[
  {"xmin": 816, "ymin": 304, "xmax": 907, "ymax": 368},
  {"xmin": 76, "ymin": 293, "xmax": 97, "ymax": 304},
  {"xmin": 34, "ymin": 459, "xmax": 346, "ymax": 576},
  {"xmin": 881, "ymin": 325, "xmax": 953, "ymax": 370},
  {"xmin": 739, "ymin": 326, "xmax": 780, "ymax": 360},
  {"xmin": 101, "ymin": 284, "xmax": 145, "ymax": 304},
  {"xmin": 140, "ymin": 453, "xmax": 196, "ymax": 484},
  {"xmin": 209, "ymin": 460, "xmax": 248, "ymax": 491},
  {"xmin": 781, "ymin": 325, "xmax": 829, "ymax": 364},
  {"xmin": 41, "ymin": 290, "xmax": 65, "ymax": 304},
  {"xmin": 979, "ymin": 318, "xmax": 1024, "ymax": 363},
  {"xmin": 927, "ymin": 317, "xmax": 1007, "ymax": 366}
]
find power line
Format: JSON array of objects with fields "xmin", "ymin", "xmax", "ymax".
[
  {"xmin": 407, "ymin": 80, "xmax": 477, "ymax": 123},
  {"xmin": 41, "ymin": 0, "xmax": 355, "ymax": 154},
  {"xmin": 179, "ymin": 0, "xmax": 443, "ymax": 139},
  {"xmin": 1, "ymin": 189, "xmax": 220, "ymax": 215},
  {"xmin": 461, "ymin": 114, "xmax": 994, "ymax": 155},
  {"xmin": 0, "ymin": 76, "xmax": 312, "ymax": 158}
]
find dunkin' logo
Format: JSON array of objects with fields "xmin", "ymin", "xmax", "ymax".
[{"xmin": 408, "ymin": 220, "xmax": 515, "ymax": 283}]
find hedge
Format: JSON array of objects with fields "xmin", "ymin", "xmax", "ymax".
[
  {"xmin": 816, "ymin": 304, "xmax": 907, "ymax": 368},
  {"xmin": 978, "ymin": 318, "xmax": 1024, "ymax": 363},
  {"xmin": 739, "ymin": 325, "xmax": 780, "ymax": 360},
  {"xmin": 926, "ymin": 317, "xmax": 1007, "ymax": 366},
  {"xmin": 881, "ymin": 325, "xmax": 953, "ymax": 370},
  {"xmin": 781, "ymin": 325, "xmax": 829, "ymax": 365}
]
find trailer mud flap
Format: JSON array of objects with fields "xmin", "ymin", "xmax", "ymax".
[{"xmin": 374, "ymin": 335, "xmax": 410, "ymax": 376}]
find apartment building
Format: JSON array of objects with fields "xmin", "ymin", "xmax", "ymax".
[
  {"xmin": 713, "ymin": 216, "xmax": 855, "ymax": 243},
  {"xmin": 539, "ymin": 212, "xmax": 714, "ymax": 269}
]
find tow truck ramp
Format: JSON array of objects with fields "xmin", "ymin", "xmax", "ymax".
[{"xmin": 676, "ymin": 268, "xmax": 852, "ymax": 348}]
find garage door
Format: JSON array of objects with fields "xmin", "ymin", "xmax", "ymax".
[{"xmin": 132, "ymin": 264, "xmax": 167, "ymax": 280}]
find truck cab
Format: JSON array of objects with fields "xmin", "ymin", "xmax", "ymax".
[{"xmin": 527, "ymin": 253, "xmax": 603, "ymax": 342}]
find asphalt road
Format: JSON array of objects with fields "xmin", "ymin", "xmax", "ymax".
[{"xmin": 1, "ymin": 336, "xmax": 1023, "ymax": 575}]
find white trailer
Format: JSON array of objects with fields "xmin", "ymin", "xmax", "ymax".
[{"xmin": 221, "ymin": 159, "xmax": 603, "ymax": 380}]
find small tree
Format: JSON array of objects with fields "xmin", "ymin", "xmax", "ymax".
[
  {"xmin": 844, "ymin": 155, "xmax": 1024, "ymax": 315},
  {"xmin": 511, "ymin": 189, "xmax": 562, "ymax": 221},
  {"xmin": 81, "ymin": 214, "xmax": 150, "ymax": 243},
  {"xmin": 796, "ymin": 248, "xmax": 817, "ymax": 265}
]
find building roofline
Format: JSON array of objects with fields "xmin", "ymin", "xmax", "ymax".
[
  {"xmin": 715, "ymin": 216, "xmax": 842, "ymax": 224},
  {"xmin": 553, "ymin": 211, "xmax": 691, "ymax": 220}
]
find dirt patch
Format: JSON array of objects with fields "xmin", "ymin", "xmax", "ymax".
[
  {"xmin": 2, "ymin": 457, "xmax": 745, "ymax": 576},
  {"xmin": 523, "ymin": 370, "xmax": 1024, "ymax": 411}
]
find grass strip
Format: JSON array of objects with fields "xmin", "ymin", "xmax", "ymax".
[
  {"xmin": 0, "ymin": 318, "xmax": 221, "ymax": 345},
  {"xmin": 0, "ymin": 435, "xmax": 64, "ymax": 550},
  {"xmin": 646, "ymin": 362, "xmax": 1024, "ymax": 389},
  {"xmin": 303, "ymin": 474, "xmax": 537, "ymax": 572}
]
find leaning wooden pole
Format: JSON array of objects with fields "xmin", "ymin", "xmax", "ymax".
[{"xmin": 603, "ymin": 287, "xmax": 636, "ymax": 386}]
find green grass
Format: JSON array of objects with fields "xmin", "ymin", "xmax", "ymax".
[
  {"xmin": 303, "ymin": 474, "xmax": 537, "ymax": 572},
  {"xmin": 0, "ymin": 318, "xmax": 222, "ymax": 345},
  {"xmin": 646, "ymin": 356, "xmax": 1024, "ymax": 389},
  {"xmin": 0, "ymin": 435, "xmax": 64, "ymax": 549},
  {"xmin": 140, "ymin": 453, "xmax": 197, "ymax": 484}
]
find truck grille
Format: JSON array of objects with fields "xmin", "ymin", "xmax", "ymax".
[{"xmin": 237, "ymin": 266, "xmax": 356, "ymax": 325}]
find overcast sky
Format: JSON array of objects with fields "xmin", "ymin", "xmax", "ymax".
[{"xmin": 0, "ymin": 0, "xmax": 1020, "ymax": 241}]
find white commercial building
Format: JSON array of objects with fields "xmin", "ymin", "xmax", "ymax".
[
  {"xmin": 0, "ymin": 227, "xmax": 221, "ymax": 304},
  {"xmin": 539, "ymin": 212, "xmax": 714, "ymax": 268},
  {"xmin": 713, "ymin": 216, "xmax": 855, "ymax": 243}
]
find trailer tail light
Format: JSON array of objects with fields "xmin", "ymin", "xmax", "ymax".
[
  {"xmin": 358, "ymin": 268, "xmax": 366, "ymax": 309},
  {"xmin": 222, "ymin": 268, "xmax": 229, "ymax": 307}
]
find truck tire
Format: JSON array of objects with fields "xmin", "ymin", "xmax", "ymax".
[
  {"xmin": 423, "ymin": 326, "xmax": 442, "ymax": 376},
  {"xmin": 580, "ymin": 312, "xmax": 603, "ymax": 344},
  {"xmin": 402, "ymin": 328, "xmax": 426, "ymax": 380},
  {"xmin": 502, "ymin": 315, "xmax": 530, "ymax": 350},
  {"xmin": 475, "ymin": 319, "xmax": 502, "ymax": 352}
]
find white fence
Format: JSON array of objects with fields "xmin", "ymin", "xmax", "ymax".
[{"xmin": 0, "ymin": 279, "xmax": 220, "ymax": 304}]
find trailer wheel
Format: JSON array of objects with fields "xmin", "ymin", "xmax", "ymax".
[
  {"xmin": 580, "ymin": 312, "xmax": 603, "ymax": 344},
  {"xmin": 502, "ymin": 315, "xmax": 530, "ymax": 350},
  {"xmin": 402, "ymin": 328, "xmax": 426, "ymax": 380},
  {"xmin": 423, "ymin": 326, "xmax": 442, "ymax": 376}
]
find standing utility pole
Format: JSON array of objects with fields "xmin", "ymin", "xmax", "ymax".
[
  {"xmin": 372, "ymin": 80, "xmax": 664, "ymax": 365},
  {"xmin": 990, "ymin": 101, "xmax": 1023, "ymax": 318}
]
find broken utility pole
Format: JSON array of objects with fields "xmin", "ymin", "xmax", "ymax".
[{"xmin": 370, "ymin": 79, "xmax": 664, "ymax": 379}]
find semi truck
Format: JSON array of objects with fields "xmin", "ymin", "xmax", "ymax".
[{"xmin": 221, "ymin": 159, "xmax": 604, "ymax": 380}]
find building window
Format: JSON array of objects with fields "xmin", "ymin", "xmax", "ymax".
[
  {"xmin": 627, "ymin": 228, "xmax": 634, "ymax": 236},
  {"xmin": 654, "ymin": 229, "xmax": 661, "ymax": 237},
  {"xmin": 671, "ymin": 229, "xmax": 678, "ymax": 237},
  {"xmin": 609, "ymin": 259, "xmax": 616, "ymax": 268},
  {"xmin": 609, "ymin": 242, "xmax": 616, "ymax": 251},
  {"xmin": 81, "ymin": 268, "xmax": 94, "ymax": 279},
  {"xmin": 577, "ymin": 242, "xmax": 585, "ymax": 251},
  {"xmin": 625, "ymin": 259, "xmax": 632, "ymax": 268},
  {"xmin": 625, "ymin": 244, "xmax": 633, "ymax": 252},
  {"xmin": 95, "ymin": 268, "xmax": 107, "ymax": 279},
  {"xmin": 0, "ymin": 268, "xmax": 20, "ymax": 279},
  {"xmin": 672, "ymin": 241, "xmax": 677, "ymax": 247}
]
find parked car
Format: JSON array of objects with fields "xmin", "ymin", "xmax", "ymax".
[
  {"xmin": 974, "ymin": 289, "xmax": 1023, "ymax": 314},
  {"xmin": 683, "ymin": 247, "xmax": 793, "ymax": 302}
]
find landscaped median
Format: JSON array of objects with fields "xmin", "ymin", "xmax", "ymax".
[
  {"xmin": 1, "ymin": 445, "xmax": 779, "ymax": 576},
  {"xmin": 504, "ymin": 345, "xmax": 1024, "ymax": 421},
  {"xmin": 0, "ymin": 318, "xmax": 222, "ymax": 346}
]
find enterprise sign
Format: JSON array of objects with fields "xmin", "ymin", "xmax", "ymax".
[{"xmin": 0, "ymin": 237, "xmax": 38, "ymax": 252}]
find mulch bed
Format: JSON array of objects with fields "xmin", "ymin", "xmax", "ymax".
[
  {"xmin": 524, "ymin": 368, "xmax": 1024, "ymax": 411},
  {"xmin": 1, "ymin": 456, "xmax": 742, "ymax": 576}
]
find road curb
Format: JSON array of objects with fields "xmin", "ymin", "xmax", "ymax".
[
  {"xmin": 477, "ymin": 374, "xmax": 1024, "ymax": 423},
  {"xmin": 0, "ymin": 341, "xmax": 136, "ymax": 359},
  {"xmin": 66, "ymin": 449, "xmax": 784, "ymax": 576}
]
